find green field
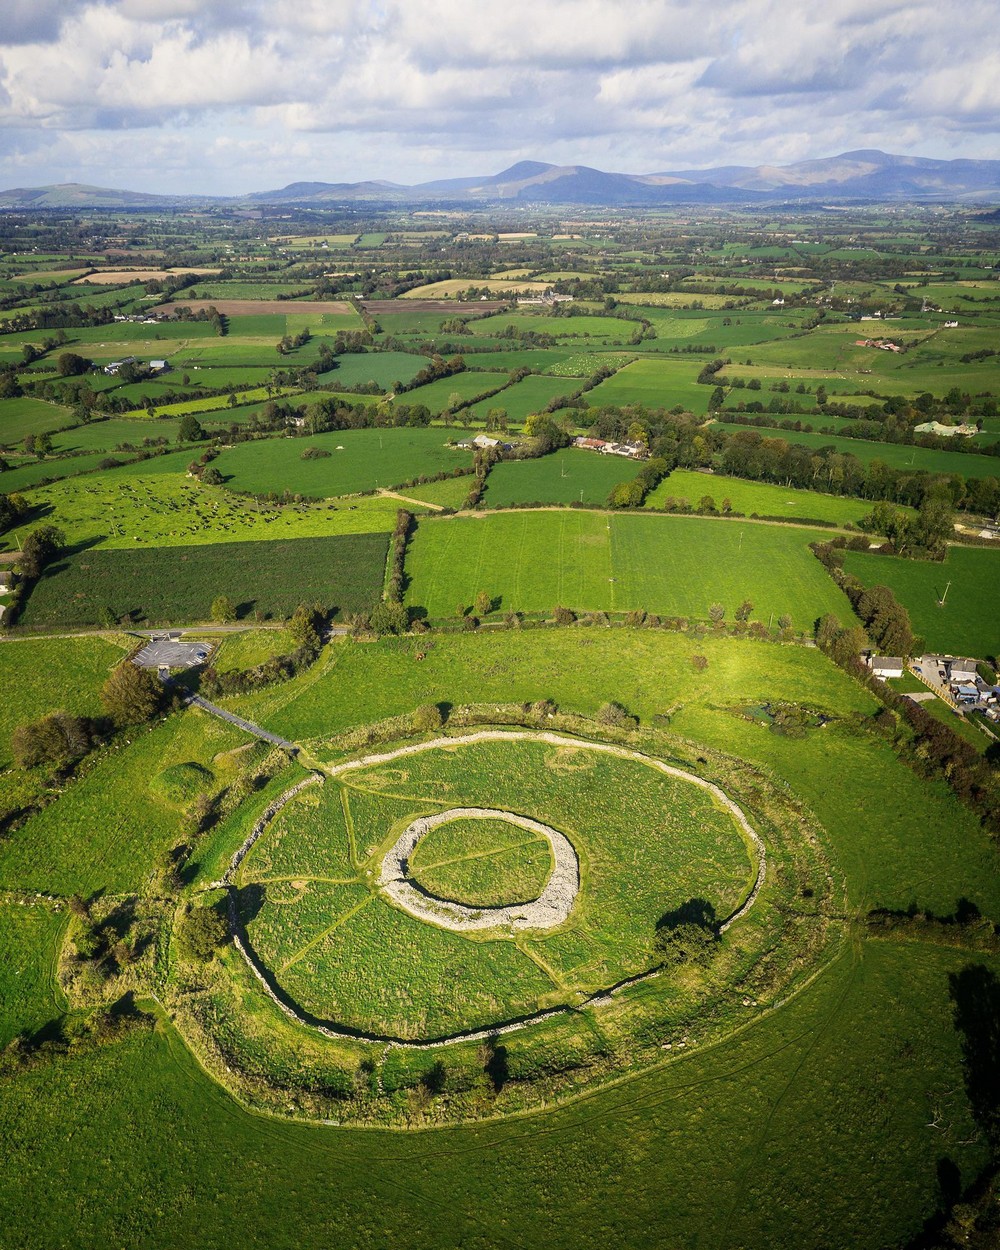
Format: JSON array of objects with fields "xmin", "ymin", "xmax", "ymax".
[
  {"xmin": 0, "ymin": 450, "xmax": 143, "ymax": 493},
  {"xmin": 4, "ymin": 208, "xmax": 1000, "ymax": 1250},
  {"xmin": 0, "ymin": 396, "xmax": 75, "ymax": 444},
  {"xmin": 466, "ymin": 374, "xmax": 581, "ymax": 422},
  {"xmin": 213, "ymin": 428, "xmax": 472, "ymax": 497},
  {"xmin": 47, "ymin": 417, "xmax": 182, "ymax": 453},
  {"xmin": 843, "ymin": 546, "xmax": 1000, "ymax": 659},
  {"xmin": 0, "ymin": 634, "xmax": 132, "ymax": 825},
  {"xmin": 408, "ymin": 815, "xmax": 553, "ymax": 906},
  {"xmin": 18, "ymin": 532, "xmax": 390, "ymax": 626},
  {"xmin": 584, "ymin": 356, "xmax": 712, "ymax": 413},
  {"xmin": 647, "ymin": 469, "xmax": 878, "ymax": 525},
  {"xmin": 237, "ymin": 736, "xmax": 757, "ymax": 1038},
  {"xmin": 711, "ymin": 422, "xmax": 1000, "ymax": 479},
  {"xmin": 6, "ymin": 470, "xmax": 416, "ymax": 554},
  {"xmin": 2, "ymin": 621, "xmax": 998, "ymax": 1246},
  {"xmin": 404, "ymin": 511, "xmax": 852, "ymax": 626},
  {"xmin": 484, "ymin": 449, "xmax": 639, "ymax": 506}
]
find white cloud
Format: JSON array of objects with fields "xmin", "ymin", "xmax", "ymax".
[{"xmin": 0, "ymin": 0, "xmax": 998, "ymax": 193}]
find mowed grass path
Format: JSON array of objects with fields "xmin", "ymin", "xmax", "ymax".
[
  {"xmin": 843, "ymin": 546, "xmax": 1000, "ymax": 659},
  {"xmin": 405, "ymin": 511, "xmax": 852, "ymax": 626},
  {"xmin": 213, "ymin": 427, "xmax": 471, "ymax": 497}
]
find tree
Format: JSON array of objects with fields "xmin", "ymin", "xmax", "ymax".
[
  {"xmin": 100, "ymin": 663, "xmax": 166, "ymax": 727},
  {"xmin": 288, "ymin": 602, "xmax": 325, "ymax": 651},
  {"xmin": 12, "ymin": 712, "xmax": 97, "ymax": 770},
  {"xmin": 656, "ymin": 920, "xmax": 718, "ymax": 965},
  {"xmin": 368, "ymin": 600, "xmax": 408, "ymax": 636},
  {"xmin": 18, "ymin": 525, "xmax": 63, "ymax": 579},
  {"xmin": 56, "ymin": 351, "xmax": 90, "ymax": 377},
  {"xmin": 211, "ymin": 595, "xmax": 236, "ymax": 623},
  {"xmin": 201, "ymin": 466, "xmax": 223, "ymax": 486},
  {"xmin": 412, "ymin": 703, "xmax": 444, "ymax": 732},
  {"xmin": 735, "ymin": 599, "xmax": 754, "ymax": 622},
  {"xmin": 474, "ymin": 590, "xmax": 492, "ymax": 617},
  {"xmin": 553, "ymin": 605, "xmax": 576, "ymax": 625},
  {"xmin": 176, "ymin": 902, "xmax": 229, "ymax": 963},
  {"xmin": 608, "ymin": 479, "xmax": 645, "ymax": 508},
  {"xmin": 178, "ymin": 415, "xmax": 205, "ymax": 443},
  {"xmin": 778, "ymin": 613, "xmax": 793, "ymax": 631},
  {"xmin": 597, "ymin": 701, "xmax": 638, "ymax": 728},
  {"xmin": 709, "ymin": 602, "xmax": 725, "ymax": 624}
]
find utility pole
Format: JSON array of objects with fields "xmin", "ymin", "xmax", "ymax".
[{"xmin": 939, "ymin": 580, "xmax": 951, "ymax": 607}]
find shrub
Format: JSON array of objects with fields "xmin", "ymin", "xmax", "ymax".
[
  {"xmin": 597, "ymin": 700, "xmax": 638, "ymax": 729},
  {"xmin": 412, "ymin": 704, "xmax": 444, "ymax": 732},
  {"xmin": 553, "ymin": 605, "xmax": 576, "ymax": 625},
  {"xmin": 176, "ymin": 902, "xmax": 229, "ymax": 963},
  {"xmin": 12, "ymin": 712, "xmax": 98, "ymax": 770},
  {"xmin": 100, "ymin": 663, "xmax": 166, "ymax": 727}
]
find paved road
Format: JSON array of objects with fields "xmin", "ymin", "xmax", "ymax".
[{"xmin": 187, "ymin": 694, "xmax": 297, "ymax": 751}]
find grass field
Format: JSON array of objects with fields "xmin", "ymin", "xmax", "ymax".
[
  {"xmin": 0, "ymin": 712, "xmax": 260, "ymax": 896},
  {"xmin": 408, "ymin": 815, "xmax": 554, "ymax": 906},
  {"xmin": 18, "ymin": 532, "xmax": 390, "ymax": 626},
  {"xmin": 465, "ymin": 374, "xmax": 582, "ymax": 422},
  {"xmin": 584, "ymin": 356, "xmax": 712, "ymax": 413},
  {"xmin": 0, "ymin": 450, "xmax": 142, "ymax": 493},
  {"xmin": 484, "ymin": 448, "xmax": 640, "ymax": 506},
  {"xmin": 213, "ymin": 427, "xmax": 472, "ymax": 497},
  {"xmin": 6, "ymin": 470, "xmax": 415, "ymax": 553},
  {"xmin": 646, "ymin": 469, "xmax": 878, "ymax": 525},
  {"xmin": 843, "ymin": 546, "xmax": 1000, "ymax": 659},
  {"xmin": 1, "ymin": 620, "xmax": 998, "ymax": 1246},
  {"xmin": 0, "ymin": 942, "xmax": 990, "ymax": 1248},
  {"xmin": 48, "ymin": 417, "xmax": 182, "ymax": 453},
  {"xmin": 0, "ymin": 633, "xmax": 132, "ymax": 825},
  {"xmin": 0, "ymin": 906, "xmax": 66, "ymax": 1046},
  {"xmin": 239, "ymin": 736, "xmax": 756, "ymax": 1038},
  {"xmin": 403, "ymin": 371, "xmax": 511, "ymax": 413},
  {"xmin": 404, "ymin": 511, "xmax": 852, "ymax": 626},
  {"xmin": 710, "ymin": 422, "xmax": 1000, "ymax": 478},
  {"xmin": 0, "ymin": 396, "xmax": 75, "ymax": 444}
]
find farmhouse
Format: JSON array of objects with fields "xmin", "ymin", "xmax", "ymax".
[
  {"xmin": 868, "ymin": 655, "xmax": 905, "ymax": 679},
  {"xmin": 601, "ymin": 440, "xmax": 647, "ymax": 459},
  {"xmin": 104, "ymin": 355, "xmax": 138, "ymax": 375},
  {"xmin": 0, "ymin": 568, "xmax": 12, "ymax": 593},
  {"xmin": 947, "ymin": 658, "xmax": 979, "ymax": 684},
  {"xmin": 573, "ymin": 436, "xmax": 609, "ymax": 451},
  {"xmin": 913, "ymin": 420, "xmax": 977, "ymax": 438}
]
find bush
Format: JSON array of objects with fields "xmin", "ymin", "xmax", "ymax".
[
  {"xmin": 100, "ymin": 663, "xmax": 166, "ymax": 727},
  {"xmin": 211, "ymin": 594, "xmax": 236, "ymax": 623},
  {"xmin": 12, "ymin": 712, "xmax": 98, "ymax": 770},
  {"xmin": 553, "ymin": 605, "xmax": 576, "ymax": 625},
  {"xmin": 596, "ymin": 700, "xmax": 638, "ymax": 729},
  {"xmin": 412, "ymin": 703, "xmax": 444, "ymax": 732},
  {"xmin": 176, "ymin": 901, "xmax": 229, "ymax": 963}
]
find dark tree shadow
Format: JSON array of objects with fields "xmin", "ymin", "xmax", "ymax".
[
  {"xmin": 484, "ymin": 1038, "xmax": 509, "ymax": 1094},
  {"xmin": 949, "ymin": 964, "xmax": 1000, "ymax": 1151},
  {"xmin": 234, "ymin": 883, "xmax": 266, "ymax": 925},
  {"xmin": 655, "ymin": 897, "xmax": 718, "ymax": 937}
]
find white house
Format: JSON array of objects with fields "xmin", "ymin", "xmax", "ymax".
[{"xmin": 868, "ymin": 656, "xmax": 905, "ymax": 679}]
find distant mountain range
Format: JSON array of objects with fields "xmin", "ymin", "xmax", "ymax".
[{"xmin": 5, "ymin": 151, "xmax": 1000, "ymax": 209}]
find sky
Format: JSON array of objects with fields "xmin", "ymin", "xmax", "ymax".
[{"xmin": 0, "ymin": 0, "xmax": 997, "ymax": 195}]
